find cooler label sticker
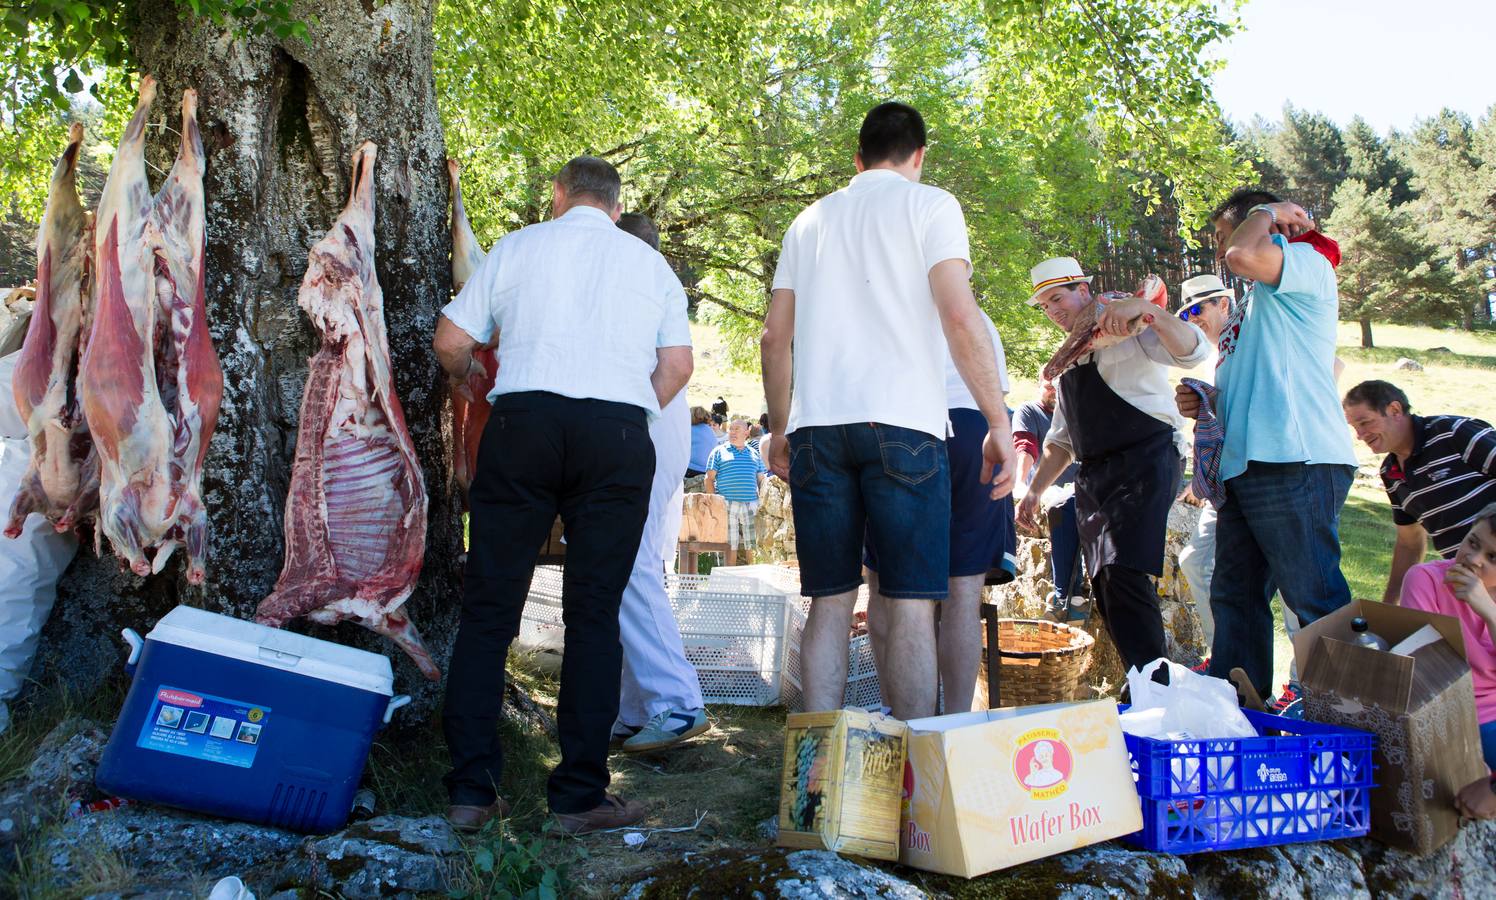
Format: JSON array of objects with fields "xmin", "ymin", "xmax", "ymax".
[{"xmin": 136, "ymin": 686, "xmax": 269, "ymax": 769}]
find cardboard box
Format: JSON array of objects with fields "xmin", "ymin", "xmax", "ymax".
[
  {"xmin": 899, "ymin": 700, "xmax": 1142, "ymax": 877},
  {"xmin": 777, "ymin": 709, "xmax": 908, "ymax": 860},
  {"xmin": 1294, "ymin": 599, "xmax": 1487, "ymax": 855},
  {"xmin": 679, "ymin": 493, "xmax": 728, "ymax": 544}
]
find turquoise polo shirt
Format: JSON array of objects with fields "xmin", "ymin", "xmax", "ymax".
[{"xmin": 1214, "ymin": 235, "xmax": 1357, "ymax": 482}]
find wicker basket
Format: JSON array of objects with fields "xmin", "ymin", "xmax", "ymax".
[{"xmin": 991, "ymin": 618, "xmax": 1095, "ymax": 707}]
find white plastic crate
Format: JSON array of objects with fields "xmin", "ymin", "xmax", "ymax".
[
  {"xmin": 710, "ymin": 565, "xmax": 883, "ymax": 712},
  {"xmin": 519, "ymin": 566, "xmax": 790, "ymax": 706}
]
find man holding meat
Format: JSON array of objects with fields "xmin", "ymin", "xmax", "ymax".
[
  {"xmin": 1175, "ymin": 189, "xmax": 1358, "ymax": 700},
  {"xmin": 1016, "ymin": 257, "xmax": 1209, "ymax": 673}
]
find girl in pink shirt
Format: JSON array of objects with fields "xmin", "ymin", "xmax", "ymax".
[{"xmin": 1400, "ymin": 504, "xmax": 1496, "ymax": 818}]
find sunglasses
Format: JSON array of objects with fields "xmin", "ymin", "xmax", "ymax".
[{"xmin": 1177, "ymin": 296, "xmax": 1224, "ymax": 321}]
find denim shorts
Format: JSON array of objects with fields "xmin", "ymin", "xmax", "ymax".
[
  {"xmin": 787, "ymin": 422, "xmax": 951, "ymax": 600},
  {"xmin": 865, "ymin": 407, "xmax": 1015, "ymax": 580}
]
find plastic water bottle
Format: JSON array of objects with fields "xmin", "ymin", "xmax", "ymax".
[{"xmin": 1350, "ymin": 617, "xmax": 1389, "ymax": 651}]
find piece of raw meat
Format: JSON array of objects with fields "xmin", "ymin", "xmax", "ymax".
[
  {"xmin": 80, "ymin": 81, "xmax": 223, "ymax": 584},
  {"xmin": 1042, "ymin": 274, "xmax": 1165, "ymax": 382},
  {"xmin": 255, "ymin": 143, "xmax": 437, "ymax": 680},
  {"xmin": 445, "ymin": 159, "xmax": 497, "ymax": 501},
  {"xmin": 7, "ymin": 122, "xmax": 98, "ymax": 537}
]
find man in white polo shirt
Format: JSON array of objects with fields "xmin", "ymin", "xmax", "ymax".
[
  {"xmin": 761, "ymin": 102, "xmax": 1014, "ymax": 720},
  {"xmin": 433, "ymin": 157, "xmax": 693, "ymax": 835}
]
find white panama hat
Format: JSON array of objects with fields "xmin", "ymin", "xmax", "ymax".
[
  {"xmin": 1179, "ymin": 273, "xmax": 1234, "ymax": 306},
  {"xmin": 1027, "ymin": 257, "xmax": 1093, "ymax": 307}
]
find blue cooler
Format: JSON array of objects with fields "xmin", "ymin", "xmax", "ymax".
[{"xmin": 96, "ymin": 605, "xmax": 410, "ymax": 833}]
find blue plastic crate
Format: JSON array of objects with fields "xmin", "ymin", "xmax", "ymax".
[{"xmin": 1121, "ymin": 706, "xmax": 1374, "ymax": 853}]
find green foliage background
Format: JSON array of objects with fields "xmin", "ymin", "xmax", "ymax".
[{"xmin": 1, "ymin": 0, "xmax": 1491, "ymax": 364}]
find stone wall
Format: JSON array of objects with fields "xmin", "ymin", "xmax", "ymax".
[{"xmin": 747, "ymin": 478, "xmax": 1209, "ymax": 696}]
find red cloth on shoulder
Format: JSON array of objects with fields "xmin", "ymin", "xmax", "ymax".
[{"xmin": 1289, "ymin": 230, "xmax": 1341, "ymax": 269}]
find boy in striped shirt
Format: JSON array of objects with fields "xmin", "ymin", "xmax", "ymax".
[{"xmin": 705, "ymin": 418, "xmax": 767, "ymax": 565}]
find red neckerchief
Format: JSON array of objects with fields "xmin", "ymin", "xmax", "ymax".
[{"xmin": 1289, "ymin": 230, "xmax": 1341, "ymax": 268}]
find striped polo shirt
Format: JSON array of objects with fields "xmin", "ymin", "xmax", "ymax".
[
  {"xmin": 1381, "ymin": 414, "xmax": 1496, "ymax": 557},
  {"xmin": 708, "ymin": 442, "xmax": 766, "ymax": 503}
]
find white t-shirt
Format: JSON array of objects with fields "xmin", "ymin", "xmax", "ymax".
[
  {"xmin": 442, "ymin": 206, "xmax": 692, "ymax": 418},
  {"xmin": 771, "ymin": 169, "xmax": 971, "ymax": 439},
  {"xmin": 944, "ymin": 311, "xmax": 1010, "ymax": 411}
]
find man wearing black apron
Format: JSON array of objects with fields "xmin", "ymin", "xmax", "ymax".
[{"xmin": 1016, "ymin": 257, "xmax": 1209, "ymax": 672}]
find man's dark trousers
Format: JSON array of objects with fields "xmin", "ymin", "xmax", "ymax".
[{"xmin": 444, "ymin": 391, "xmax": 655, "ymax": 814}]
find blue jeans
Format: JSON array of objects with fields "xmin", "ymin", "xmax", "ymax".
[
  {"xmin": 1481, "ymin": 720, "xmax": 1496, "ymax": 772},
  {"xmin": 1208, "ymin": 462, "xmax": 1354, "ymax": 695},
  {"xmin": 787, "ymin": 423, "xmax": 951, "ymax": 600},
  {"xmin": 1048, "ymin": 496, "xmax": 1081, "ymax": 599}
]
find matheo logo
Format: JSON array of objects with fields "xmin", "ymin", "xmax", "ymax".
[
  {"xmin": 1012, "ymin": 728, "xmax": 1074, "ymax": 800},
  {"xmin": 156, "ymin": 689, "xmax": 204, "ymax": 708}
]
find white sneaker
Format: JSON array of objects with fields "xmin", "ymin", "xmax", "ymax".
[{"xmin": 621, "ymin": 708, "xmax": 709, "ymax": 753}]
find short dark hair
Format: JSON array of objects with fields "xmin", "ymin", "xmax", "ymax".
[
  {"xmin": 858, "ymin": 102, "xmax": 926, "ymax": 167},
  {"xmin": 1211, "ymin": 188, "xmax": 1283, "ymax": 227},
  {"xmin": 1475, "ymin": 501, "xmax": 1496, "ymax": 536},
  {"xmin": 1344, "ymin": 380, "xmax": 1411, "ymax": 415},
  {"xmin": 555, "ymin": 156, "xmax": 620, "ymax": 209},
  {"xmin": 617, "ymin": 212, "xmax": 659, "ymax": 249}
]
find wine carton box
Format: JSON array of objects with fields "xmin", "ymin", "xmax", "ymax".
[{"xmin": 777, "ymin": 709, "xmax": 908, "ymax": 860}]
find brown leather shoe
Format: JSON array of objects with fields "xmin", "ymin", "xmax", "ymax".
[
  {"xmin": 553, "ymin": 794, "xmax": 646, "ymax": 835},
  {"xmin": 445, "ymin": 798, "xmax": 511, "ymax": 833}
]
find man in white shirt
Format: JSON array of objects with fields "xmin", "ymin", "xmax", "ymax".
[
  {"xmin": 1016, "ymin": 257, "xmax": 1208, "ymax": 673},
  {"xmin": 433, "ymin": 157, "xmax": 694, "ymax": 835},
  {"xmin": 761, "ymin": 102, "xmax": 1014, "ymax": 721},
  {"xmin": 865, "ymin": 310, "xmax": 1012, "ymax": 714}
]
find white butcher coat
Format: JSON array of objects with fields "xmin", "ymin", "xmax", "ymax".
[
  {"xmin": 617, "ymin": 390, "xmax": 703, "ymax": 724},
  {"xmin": 0, "ymin": 350, "xmax": 80, "ymax": 735}
]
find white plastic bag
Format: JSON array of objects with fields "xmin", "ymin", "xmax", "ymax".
[{"xmin": 1118, "ymin": 658, "xmax": 1257, "ymax": 741}]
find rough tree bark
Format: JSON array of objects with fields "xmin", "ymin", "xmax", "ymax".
[
  {"xmin": 1359, "ymin": 316, "xmax": 1374, "ymax": 349},
  {"xmin": 32, "ymin": 0, "xmax": 463, "ymax": 711}
]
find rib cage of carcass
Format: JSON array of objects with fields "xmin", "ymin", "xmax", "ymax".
[
  {"xmin": 254, "ymin": 142, "xmax": 438, "ymax": 681},
  {"xmin": 7, "ymin": 122, "xmax": 99, "ymax": 539},
  {"xmin": 446, "ymin": 159, "xmax": 496, "ymax": 506},
  {"xmin": 78, "ymin": 76, "xmax": 224, "ymax": 584}
]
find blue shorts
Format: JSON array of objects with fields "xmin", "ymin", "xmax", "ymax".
[
  {"xmin": 866, "ymin": 407, "xmax": 1016, "ymax": 583},
  {"xmin": 787, "ymin": 422, "xmax": 950, "ymax": 600}
]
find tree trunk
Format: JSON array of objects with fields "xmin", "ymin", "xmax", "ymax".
[
  {"xmin": 1359, "ymin": 317, "xmax": 1374, "ymax": 349},
  {"xmin": 33, "ymin": 1, "xmax": 462, "ymax": 711}
]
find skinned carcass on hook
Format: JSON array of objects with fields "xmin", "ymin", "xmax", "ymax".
[
  {"xmin": 79, "ymin": 78, "xmax": 223, "ymax": 584},
  {"xmin": 446, "ymin": 159, "xmax": 497, "ymax": 506},
  {"xmin": 255, "ymin": 143, "xmax": 437, "ymax": 681},
  {"xmin": 7, "ymin": 121, "xmax": 98, "ymax": 538}
]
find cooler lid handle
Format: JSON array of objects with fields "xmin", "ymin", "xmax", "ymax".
[
  {"xmin": 383, "ymin": 694, "xmax": 411, "ymax": 725},
  {"xmin": 122, "ymin": 629, "xmax": 143, "ymax": 667}
]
